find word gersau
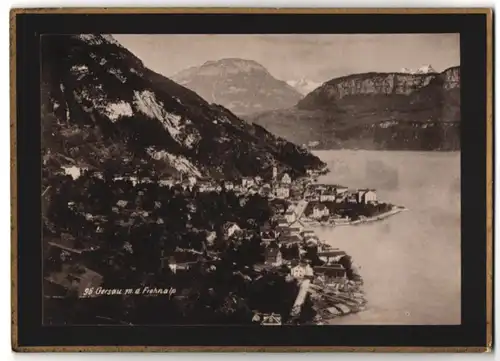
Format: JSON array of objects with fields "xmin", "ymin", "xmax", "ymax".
[{"xmin": 82, "ymin": 286, "xmax": 176, "ymax": 297}]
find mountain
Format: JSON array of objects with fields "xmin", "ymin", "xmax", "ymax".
[
  {"xmin": 41, "ymin": 35, "xmax": 326, "ymax": 180},
  {"xmin": 286, "ymin": 78, "xmax": 323, "ymax": 95},
  {"xmin": 171, "ymin": 59, "xmax": 303, "ymax": 116},
  {"xmin": 246, "ymin": 67, "xmax": 460, "ymax": 151},
  {"xmin": 400, "ymin": 64, "xmax": 437, "ymax": 74}
]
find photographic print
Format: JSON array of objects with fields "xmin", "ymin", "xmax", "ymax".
[{"xmin": 41, "ymin": 33, "xmax": 462, "ymax": 327}]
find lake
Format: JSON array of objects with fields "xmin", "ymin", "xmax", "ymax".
[{"xmin": 312, "ymin": 150, "xmax": 461, "ymax": 325}]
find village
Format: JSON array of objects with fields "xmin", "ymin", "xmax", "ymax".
[{"xmin": 44, "ymin": 165, "xmax": 405, "ymax": 325}]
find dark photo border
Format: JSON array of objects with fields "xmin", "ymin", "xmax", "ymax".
[{"xmin": 10, "ymin": 8, "xmax": 494, "ymax": 352}]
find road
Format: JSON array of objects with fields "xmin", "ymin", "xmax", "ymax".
[{"xmin": 294, "ymin": 200, "xmax": 309, "ymax": 220}]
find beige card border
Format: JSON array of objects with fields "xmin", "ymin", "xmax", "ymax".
[{"xmin": 10, "ymin": 7, "xmax": 493, "ymax": 353}]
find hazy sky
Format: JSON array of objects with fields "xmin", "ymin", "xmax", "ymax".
[{"xmin": 113, "ymin": 34, "xmax": 460, "ymax": 82}]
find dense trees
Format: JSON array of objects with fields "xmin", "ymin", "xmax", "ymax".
[{"xmin": 42, "ymin": 171, "xmax": 308, "ymax": 325}]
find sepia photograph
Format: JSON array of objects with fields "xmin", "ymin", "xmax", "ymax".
[{"xmin": 40, "ymin": 33, "xmax": 462, "ymax": 327}]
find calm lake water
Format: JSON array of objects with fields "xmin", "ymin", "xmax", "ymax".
[{"xmin": 312, "ymin": 150, "xmax": 461, "ymax": 325}]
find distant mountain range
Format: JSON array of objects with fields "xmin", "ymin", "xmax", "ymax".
[
  {"xmin": 41, "ymin": 35, "xmax": 326, "ymax": 180},
  {"xmin": 171, "ymin": 58, "xmax": 303, "ymax": 116},
  {"xmin": 246, "ymin": 66, "xmax": 460, "ymax": 151},
  {"xmin": 286, "ymin": 78, "xmax": 323, "ymax": 95}
]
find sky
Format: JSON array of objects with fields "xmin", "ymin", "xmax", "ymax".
[{"xmin": 113, "ymin": 34, "xmax": 460, "ymax": 82}]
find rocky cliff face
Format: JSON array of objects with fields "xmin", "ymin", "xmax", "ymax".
[
  {"xmin": 246, "ymin": 67, "xmax": 460, "ymax": 151},
  {"xmin": 297, "ymin": 66, "xmax": 460, "ymax": 110},
  {"xmin": 171, "ymin": 59, "xmax": 303, "ymax": 116},
  {"xmin": 41, "ymin": 35, "xmax": 325, "ymax": 180}
]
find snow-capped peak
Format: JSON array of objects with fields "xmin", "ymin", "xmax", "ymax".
[
  {"xmin": 286, "ymin": 78, "xmax": 322, "ymax": 95},
  {"xmin": 415, "ymin": 65, "xmax": 436, "ymax": 74},
  {"xmin": 400, "ymin": 65, "xmax": 437, "ymax": 75}
]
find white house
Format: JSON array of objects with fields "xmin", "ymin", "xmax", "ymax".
[
  {"xmin": 290, "ymin": 264, "xmax": 314, "ymax": 280},
  {"xmin": 320, "ymin": 190, "xmax": 336, "ymax": 202},
  {"xmin": 187, "ymin": 175, "xmax": 197, "ymax": 187},
  {"xmin": 284, "ymin": 210, "xmax": 297, "ymax": 223},
  {"xmin": 224, "ymin": 180, "xmax": 234, "ymax": 190},
  {"xmin": 63, "ymin": 166, "xmax": 87, "ymax": 180},
  {"xmin": 241, "ymin": 177, "xmax": 255, "ymax": 188},
  {"xmin": 357, "ymin": 189, "xmax": 377, "ymax": 204},
  {"xmin": 312, "ymin": 204, "xmax": 330, "ymax": 219},
  {"xmin": 275, "ymin": 185, "xmax": 290, "ymax": 199},
  {"xmin": 281, "ymin": 173, "xmax": 292, "ymax": 184},
  {"xmin": 363, "ymin": 190, "xmax": 377, "ymax": 203}
]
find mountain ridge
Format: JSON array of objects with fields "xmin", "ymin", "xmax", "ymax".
[
  {"xmin": 246, "ymin": 66, "xmax": 460, "ymax": 151},
  {"xmin": 42, "ymin": 35, "xmax": 326, "ymax": 180},
  {"xmin": 171, "ymin": 58, "xmax": 303, "ymax": 116}
]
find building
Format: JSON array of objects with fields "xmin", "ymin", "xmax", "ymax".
[
  {"xmin": 312, "ymin": 204, "xmax": 330, "ymax": 219},
  {"xmin": 259, "ymin": 185, "xmax": 272, "ymax": 198},
  {"xmin": 313, "ymin": 264, "xmax": 347, "ymax": 282},
  {"xmin": 274, "ymin": 185, "xmax": 290, "ymax": 199},
  {"xmin": 288, "ymin": 221, "xmax": 304, "ymax": 235},
  {"xmin": 301, "ymin": 229, "xmax": 315, "ymax": 238},
  {"xmin": 223, "ymin": 222, "xmax": 242, "ymax": 239},
  {"xmin": 317, "ymin": 250, "xmax": 347, "ymax": 264},
  {"xmin": 279, "ymin": 234, "xmax": 302, "ymax": 245},
  {"xmin": 284, "ymin": 210, "xmax": 297, "ymax": 223},
  {"xmin": 304, "ymin": 235, "xmax": 320, "ymax": 246},
  {"xmin": 223, "ymin": 180, "xmax": 234, "ymax": 190},
  {"xmin": 241, "ymin": 177, "xmax": 255, "ymax": 188},
  {"xmin": 197, "ymin": 180, "xmax": 211, "ymax": 192},
  {"xmin": 159, "ymin": 178, "xmax": 175, "ymax": 188},
  {"xmin": 357, "ymin": 189, "xmax": 377, "ymax": 204},
  {"xmin": 166, "ymin": 257, "xmax": 193, "ymax": 274},
  {"xmin": 290, "ymin": 263, "xmax": 314, "ymax": 280},
  {"xmin": 205, "ymin": 231, "xmax": 217, "ymax": 246},
  {"xmin": 161, "ymin": 249, "xmax": 202, "ymax": 274},
  {"xmin": 188, "ymin": 175, "xmax": 197, "ymax": 186},
  {"xmin": 264, "ymin": 243, "xmax": 283, "ymax": 266},
  {"xmin": 275, "ymin": 216, "xmax": 289, "ymax": 228},
  {"xmin": 260, "ymin": 225, "xmax": 277, "ymax": 244},
  {"xmin": 260, "ymin": 313, "xmax": 282, "ymax": 326},
  {"xmin": 320, "ymin": 188, "xmax": 336, "ymax": 202},
  {"xmin": 334, "ymin": 185, "xmax": 349, "ymax": 194},
  {"xmin": 281, "ymin": 173, "xmax": 292, "ymax": 184},
  {"xmin": 272, "ymin": 166, "xmax": 278, "ymax": 181},
  {"xmin": 304, "ymin": 188, "xmax": 320, "ymax": 202}
]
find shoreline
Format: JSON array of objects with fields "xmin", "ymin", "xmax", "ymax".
[{"xmin": 301, "ymin": 206, "xmax": 408, "ymax": 228}]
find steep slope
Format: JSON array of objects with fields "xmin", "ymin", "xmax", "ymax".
[
  {"xmin": 246, "ymin": 67, "xmax": 460, "ymax": 151},
  {"xmin": 171, "ymin": 59, "xmax": 303, "ymax": 116},
  {"xmin": 41, "ymin": 35, "xmax": 325, "ymax": 180}
]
